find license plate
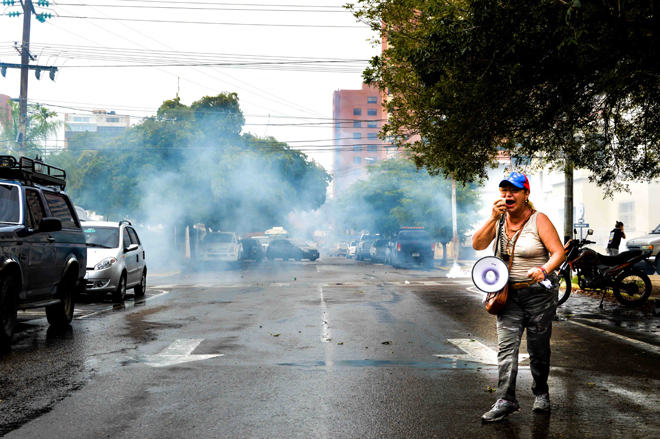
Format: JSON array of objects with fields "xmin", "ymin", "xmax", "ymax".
[{"xmin": 412, "ymin": 253, "xmax": 420, "ymax": 257}]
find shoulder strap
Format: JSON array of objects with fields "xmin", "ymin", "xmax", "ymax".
[{"xmin": 507, "ymin": 209, "xmax": 535, "ymax": 269}]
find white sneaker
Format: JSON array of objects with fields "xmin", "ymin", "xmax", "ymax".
[{"xmin": 533, "ymin": 393, "xmax": 550, "ymax": 412}]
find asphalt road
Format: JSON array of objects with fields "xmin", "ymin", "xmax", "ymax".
[{"xmin": 2, "ymin": 256, "xmax": 660, "ymax": 438}]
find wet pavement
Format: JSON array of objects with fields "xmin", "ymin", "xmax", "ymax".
[{"xmin": 1, "ymin": 257, "xmax": 660, "ymax": 438}]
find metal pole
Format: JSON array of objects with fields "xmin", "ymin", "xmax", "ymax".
[
  {"xmin": 452, "ymin": 176, "xmax": 458, "ymax": 264},
  {"xmin": 564, "ymin": 158, "xmax": 573, "ymax": 244},
  {"xmin": 18, "ymin": 0, "xmax": 33, "ymax": 157}
]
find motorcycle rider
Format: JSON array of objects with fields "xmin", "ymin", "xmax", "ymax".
[{"xmin": 607, "ymin": 221, "xmax": 626, "ymax": 256}]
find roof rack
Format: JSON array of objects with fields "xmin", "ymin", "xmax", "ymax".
[
  {"xmin": 119, "ymin": 220, "xmax": 132, "ymax": 226},
  {"xmin": 0, "ymin": 155, "xmax": 66, "ymax": 190}
]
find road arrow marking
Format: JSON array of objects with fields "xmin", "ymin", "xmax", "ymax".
[
  {"xmin": 137, "ymin": 339, "xmax": 223, "ymax": 368},
  {"xmin": 436, "ymin": 339, "xmax": 529, "ymax": 366}
]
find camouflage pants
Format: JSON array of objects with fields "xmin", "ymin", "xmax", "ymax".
[{"xmin": 496, "ymin": 273, "xmax": 559, "ymax": 402}]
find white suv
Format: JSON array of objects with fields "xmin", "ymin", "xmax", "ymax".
[
  {"xmin": 83, "ymin": 220, "xmax": 147, "ymax": 301},
  {"xmin": 199, "ymin": 232, "xmax": 243, "ymax": 264}
]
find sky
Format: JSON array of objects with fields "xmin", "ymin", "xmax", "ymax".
[{"xmin": 0, "ymin": 0, "xmax": 381, "ymax": 173}]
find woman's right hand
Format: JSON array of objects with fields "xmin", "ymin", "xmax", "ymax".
[{"xmin": 491, "ymin": 198, "xmax": 507, "ymax": 220}]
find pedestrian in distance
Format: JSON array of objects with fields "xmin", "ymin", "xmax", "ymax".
[
  {"xmin": 607, "ymin": 221, "xmax": 626, "ymax": 256},
  {"xmin": 472, "ymin": 172, "xmax": 566, "ymax": 422}
]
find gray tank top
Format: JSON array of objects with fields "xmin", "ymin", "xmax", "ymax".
[{"xmin": 494, "ymin": 211, "xmax": 550, "ymax": 282}]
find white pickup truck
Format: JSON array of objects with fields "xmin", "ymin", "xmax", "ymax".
[{"xmin": 626, "ymin": 223, "xmax": 660, "ymax": 274}]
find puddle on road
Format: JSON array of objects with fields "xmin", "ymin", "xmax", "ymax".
[{"xmin": 277, "ymin": 358, "xmax": 497, "ymax": 370}]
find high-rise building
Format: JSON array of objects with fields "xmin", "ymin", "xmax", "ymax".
[
  {"xmin": 64, "ymin": 110, "xmax": 130, "ymax": 147},
  {"xmin": 332, "ymin": 83, "xmax": 391, "ymax": 197}
]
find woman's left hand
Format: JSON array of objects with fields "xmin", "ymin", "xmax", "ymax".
[{"xmin": 527, "ymin": 267, "xmax": 546, "ymax": 283}]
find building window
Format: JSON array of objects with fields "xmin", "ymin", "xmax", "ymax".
[
  {"xmin": 367, "ymin": 109, "xmax": 377, "ymax": 116},
  {"xmin": 353, "ymin": 121, "xmax": 362, "ymax": 128},
  {"xmin": 367, "ymin": 144, "xmax": 378, "ymax": 152},
  {"xmin": 353, "ymin": 133, "xmax": 362, "ymax": 139},
  {"xmin": 73, "ymin": 117, "xmax": 90, "ymax": 122},
  {"xmin": 353, "ymin": 108, "xmax": 362, "ymax": 116},
  {"xmin": 367, "ymin": 133, "xmax": 378, "ymax": 140},
  {"xmin": 353, "ymin": 157, "xmax": 361, "ymax": 164},
  {"xmin": 367, "ymin": 96, "xmax": 377, "ymax": 104},
  {"xmin": 619, "ymin": 202, "xmax": 635, "ymax": 230},
  {"xmin": 353, "ymin": 145, "xmax": 362, "ymax": 152},
  {"xmin": 106, "ymin": 117, "xmax": 120, "ymax": 123},
  {"xmin": 367, "ymin": 121, "xmax": 377, "ymax": 128}
]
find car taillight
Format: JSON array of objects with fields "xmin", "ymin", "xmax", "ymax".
[
  {"xmin": 431, "ymin": 243, "xmax": 435, "ymax": 251},
  {"xmin": 397, "ymin": 243, "xmax": 401, "ymax": 252}
]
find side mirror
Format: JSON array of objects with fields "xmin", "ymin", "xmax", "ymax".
[
  {"xmin": 574, "ymin": 228, "xmax": 577, "ymax": 235},
  {"xmin": 125, "ymin": 243, "xmax": 139, "ymax": 253},
  {"xmin": 38, "ymin": 217, "xmax": 62, "ymax": 233},
  {"xmin": 588, "ymin": 229, "xmax": 594, "ymax": 236}
]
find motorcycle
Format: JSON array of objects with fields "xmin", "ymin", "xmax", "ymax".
[{"xmin": 557, "ymin": 228, "xmax": 654, "ymax": 307}]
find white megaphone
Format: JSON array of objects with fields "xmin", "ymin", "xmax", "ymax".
[{"xmin": 471, "ymin": 256, "xmax": 509, "ymax": 293}]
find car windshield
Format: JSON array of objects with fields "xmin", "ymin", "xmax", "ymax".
[
  {"xmin": 399, "ymin": 231, "xmax": 430, "ymax": 240},
  {"xmin": 652, "ymin": 224, "xmax": 660, "ymax": 234},
  {"xmin": 373, "ymin": 240, "xmax": 388, "ymax": 248},
  {"xmin": 290, "ymin": 239, "xmax": 310, "ymax": 247},
  {"xmin": 83, "ymin": 227, "xmax": 119, "ymax": 248},
  {"xmin": 362, "ymin": 235, "xmax": 378, "ymax": 242},
  {"xmin": 253, "ymin": 236, "xmax": 269, "ymax": 243},
  {"xmin": 205, "ymin": 233, "xmax": 234, "ymax": 244},
  {"xmin": 0, "ymin": 184, "xmax": 20, "ymax": 223}
]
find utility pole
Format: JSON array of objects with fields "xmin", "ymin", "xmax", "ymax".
[
  {"xmin": 18, "ymin": 0, "xmax": 33, "ymax": 157},
  {"xmin": 564, "ymin": 157, "xmax": 574, "ymax": 244}
]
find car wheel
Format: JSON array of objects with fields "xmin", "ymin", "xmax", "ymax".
[
  {"xmin": 656, "ymin": 257, "xmax": 660, "ymax": 275},
  {"xmin": 46, "ymin": 270, "xmax": 76, "ymax": 327},
  {"xmin": 0, "ymin": 274, "xmax": 18, "ymax": 347},
  {"xmin": 134, "ymin": 270, "xmax": 147, "ymax": 297},
  {"xmin": 113, "ymin": 274, "xmax": 127, "ymax": 302}
]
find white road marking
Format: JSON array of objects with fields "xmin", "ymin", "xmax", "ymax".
[
  {"xmin": 75, "ymin": 289, "xmax": 171, "ymax": 320},
  {"xmin": 271, "ymin": 283, "xmax": 290, "ymax": 287},
  {"xmin": 151, "ymin": 284, "xmax": 176, "ymax": 289},
  {"xmin": 566, "ymin": 320, "xmax": 660, "ymax": 355},
  {"xmin": 436, "ymin": 339, "xmax": 529, "ymax": 365},
  {"xmin": 192, "ymin": 284, "xmax": 212, "ymax": 288},
  {"xmin": 133, "ymin": 339, "xmax": 223, "ymax": 368},
  {"xmin": 319, "ymin": 286, "xmax": 331, "ymax": 343},
  {"xmin": 148, "ymin": 272, "xmax": 181, "ymax": 278}
]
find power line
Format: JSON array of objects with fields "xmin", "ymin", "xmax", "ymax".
[
  {"xmin": 54, "ymin": 4, "xmax": 349, "ymax": 13},
  {"xmin": 55, "ymin": 15, "xmax": 368, "ymax": 27},
  {"xmin": 69, "ymin": 1, "xmax": 345, "ymax": 7}
]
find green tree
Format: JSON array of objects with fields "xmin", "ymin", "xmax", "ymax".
[
  {"xmin": 0, "ymin": 101, "xmax": 62, "ymax": 157},
  {"xmin": 334, "ymin": 158, "xmax": 481, "ymax": 259},
  {"xmin": 348, "ymin": 0, "xmax": 660, "ymax": 194}
]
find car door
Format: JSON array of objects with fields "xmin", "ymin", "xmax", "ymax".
[
  {"xmin": 42, "ymin": 191, "xmax": 85, "ymax": 288},
  {"xmin": 24, "ymin": 188, "xmax": 57, "ymax": 297},
  {"xmin": 122, "ymin": 227, "xmax": 140, "ymax": 286},
  {"xmin": 127, "ymin": 227, "xmax": 144, "ymax": 286}
]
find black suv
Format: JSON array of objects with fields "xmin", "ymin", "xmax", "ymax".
[{"xmin": 0, "ymin": 156, "xmax": 86, "ymax": 347}]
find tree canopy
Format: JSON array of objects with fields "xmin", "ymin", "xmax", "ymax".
[
  {"xmin": 0, "ymin": 101, "xmax": 62, "ymax": 157},
  {"xmin": 46, "ymin": 93, "xmax": 331, "ymax": 233},
  {"xmin": 349, "ymin": 0, "xmax": 660, "ymax": 194},
  {"xmin": 333, "ymin": 158, "xmax": 481, "ymax": 254}
]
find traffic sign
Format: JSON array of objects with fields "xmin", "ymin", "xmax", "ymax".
[{"xmin": 574, "ymin": 223, "xmax": 590, "ymax": 228}]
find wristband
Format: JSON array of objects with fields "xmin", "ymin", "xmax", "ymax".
[{"xmin": 539, "ymin": 267, "xmax": 548, "ymax": 280}]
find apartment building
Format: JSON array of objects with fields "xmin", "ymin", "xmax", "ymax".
[
  {"xmin": 64, "ymin": 110, "xmax": 130, "ymax": 147},
  {"xmin": 332, "ymin": 83, "xmax": 391, "ymax": 197}
]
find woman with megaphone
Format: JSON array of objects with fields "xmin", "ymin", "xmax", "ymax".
[{"xmin": 472, "ymin": 172, "xmax": 565, "ymax": 422}]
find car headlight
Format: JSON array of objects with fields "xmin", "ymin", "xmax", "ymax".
[
  {"xmin": 641, "ymin": 245, "xmax": 654, "ymax": 250},
  {"xmin": 95, "ymin": 257, "xmax": 117, "ymax": 270}
]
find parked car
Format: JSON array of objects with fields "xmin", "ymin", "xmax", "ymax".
[
  {"xmin": 356, "ymin": 234, "xmax": 381, "ymax": 261},
  {"xmin": 369, "ymin": 239, "xmax": 390, "ymax": 263},
  {"xmin": 84, "ymin": 220, "xmax": 147, "ymax": 301},
  {"xmin": 347, "ymin": 241, "xmax": 358, "ymax": 258},
  {"xmin": 199, "ymin": 232, "xmax": 242, "ymax": 263},
  {"xmin": 252, "ymin": 235, "xmax": 270, "ymax": 252},
  {"xmin": 333, "ymin": 242, "xmax": 348, "ymax": 257},
  {"xmin": 390, "ymin": 229, "xmax": 435, "ymax": 269},
  {"xmin": 0, "ymin": 156, "xmax": 87, "ymax": 346},
  {"xmin": 626, "ymin": 223, "xmax": 660, "ymax": 274},
  {"xmin": 240, "ymin": 238, "xmax": 264, "ymax": 262},
  {"xmin": 266, "ymin": 238, "xmax": 319, "ymax": 261}
]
